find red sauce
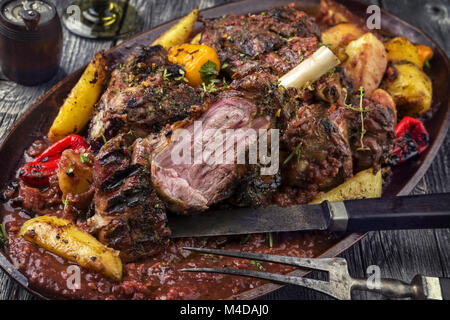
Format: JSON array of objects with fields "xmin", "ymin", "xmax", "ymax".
[{"xmin": 1, "ymin": 200, "xmax": 338, "ymax": 300}]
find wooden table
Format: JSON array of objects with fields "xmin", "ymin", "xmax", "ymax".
[{"xmin": 0, "ymin": 0, "xmax": 448, "ymax": 300}]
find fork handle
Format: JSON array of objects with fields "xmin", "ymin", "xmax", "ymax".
[
  {"xmin": 352, "ymin": 275, "xmax": 450, "ymax": 300},
  {"xmin": 334, "ymin": 193, "xmax": 450, "ymax": 232},
  {"xmin": 352, "ymin": 278, "xmax": 419, "ymax": 299}
]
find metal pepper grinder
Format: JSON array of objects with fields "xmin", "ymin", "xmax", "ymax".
[{"xmin": 0, "ymin": 0, "xmax": 62, "ymax": 85}]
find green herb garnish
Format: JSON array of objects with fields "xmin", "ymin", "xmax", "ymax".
[
  {"xmin": 283, "ymin": 142, "xmax": 302, "ymax": 166},
  {"xmin": 163, "ymin": 68, "xmax": 171, "ymax": 81},
  {"xmin": 250, "ymin": 260, "xmax": 265, "ymax": 271},
  {"xmin": 101, "ymin": 133, "xmax": 107, "ymax": 144},
  {"xmin": 344, "ymin": 87, "xmax": 371, "ymax": 151},
  {"xmin": 202, "ymin": 81, "xmax": 219, "ymax": 94},
  {"xmin": 175, "ymin": 69, "xmax": 189, "ymax": 83},
  {"xmin": 199, "ymin": 60, "xmax": 219, "ymax": 84},
  {"xmin": 62, "ymin": 199, "xmax": 69, "ymax": 208},
  {"xmin": 80, "ymin": 153, "xmax": 89, "ymax": 163}
]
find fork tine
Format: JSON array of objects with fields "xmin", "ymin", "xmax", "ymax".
[
  {"xmin": 183, "ymin": 247, "xmax": 341, "ymax": 272},
  {"xmin": 182, "ymin": 267, "xmax": 339, "ymax": 299}
]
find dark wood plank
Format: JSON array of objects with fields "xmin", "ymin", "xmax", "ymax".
[{"xmin": 0, "ymin": 0, "xmax": 448, "ymax": 300}]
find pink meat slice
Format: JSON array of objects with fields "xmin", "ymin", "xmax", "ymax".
[{"xmin": 151, "ymin": 97, "xmax": 271, "ymax": 214}]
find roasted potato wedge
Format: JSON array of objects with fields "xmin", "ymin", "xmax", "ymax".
[
  {"xmin": 384, "ymin": 62, "xmax": 432, "ymax": 117},
  {"xmin": 48, "ymin": 53, "xmax": 108, "ymax": 142},
  {"xmin": 309, "ymin": 168, "xmax": 382, "ymax": 204},
  {"xmin": 58, "ymin": 149, "xmax": 93, "ymax": 196},
  {"xmin": 343, "ymin": 33, "xmax": 387, "ymax": 96},
  {"xmin": 152, "ymin": 9, "xmax": 198, "ymax": 49},
  {"xmin": 19, "ymin": 216, "xmax": 122, "ymax": 281},
  {"xmin": 385, "ymin": 37, "xmax": 422, "ymax": 68},
  {"xmin": 321, "ymin": 23, "xmax": 364, "ymax": 61}
]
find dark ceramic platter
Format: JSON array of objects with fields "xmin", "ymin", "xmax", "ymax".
[{"xmin": 0, "ymin": 0, "xmax": 449, "ymax": 300}]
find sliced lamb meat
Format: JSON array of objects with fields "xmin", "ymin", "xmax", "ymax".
[
  {"xmin": 201, "ymin": 6, "xmax": 320, "ymax": 80},
  {"xmin": 88, "ymin": 133, "xmax": 170, "ymax": 262},
  {"xmin": 88, "ymin": 45, "xmax": 204, "ymax": 151},
  {"xmin": 281, "ymin": 103, "xmax": 353, "ymax": 191},
  {"xmin": 151, "ymin": 95, "xmax": 272, "ymax": 214}
]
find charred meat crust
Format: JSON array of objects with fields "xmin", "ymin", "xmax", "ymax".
[
  {"xmin": 201, "ymin": 6, "xmax": 320, "ymax": 80},
  {"xmin": 89, "ymin": 133, "xmax": 170, "ymax": 262},
  {"xmin": 88, "ymin": 45, "xmax": 204, "ymax": 151},
  {"xmin": 281, "ymin": 103, "xmax": 353, "ymax": 191}
]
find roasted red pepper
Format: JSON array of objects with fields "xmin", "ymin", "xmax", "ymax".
[
  {"xmin": 19, "ymin": 135, "xmax": 89, "ymax": 186},
  {"xmin": 390, "ymin": 116, "xmax": 429, "ymax": 165}
]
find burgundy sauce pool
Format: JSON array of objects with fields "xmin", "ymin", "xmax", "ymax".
[{"xmin": 1, "ymin": 199, "xmax": 338, "ymax": 300}]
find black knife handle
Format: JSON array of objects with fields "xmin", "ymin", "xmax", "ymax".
[
  {"xmin": 440, "ymin": 278, "xmax": 450, "ymax": 300},
  {"xmin": 341, "ymin": 193, "xmax": 450, "ymax": 232}
]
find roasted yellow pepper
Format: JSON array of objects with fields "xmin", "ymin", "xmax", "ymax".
[
  {"xmin": 168, "ymin": 44, "xmax": 221, "ymax": 87},
  {"xmin": 415, "ymin": 44, "xmax": 434, "ymax": 68},
  {"xmin": 48, "ymin": 53, "xmax": 107, "ymax": 142},
  {"xmin": 19, "ymin": 216, "xmax": 122, "ymax": 282}
]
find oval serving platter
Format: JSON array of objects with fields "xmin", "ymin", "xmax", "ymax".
[{"xmin": 0, "ymin": 0, "xmax": 449, "ymax": 300}]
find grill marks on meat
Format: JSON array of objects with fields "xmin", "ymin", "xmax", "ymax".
[
  {"xmin": 282, "ymin": 103, "xmax": 353, "ymax": 191},
  {"xmin": 151, "ymin": 95, "xmax": 272, "ymax": 214},
  {"xmin": 89, "ymin": 133, "xmax": 170, "ymax": 262},
  {"xmin": 201, "ymin": 6, "xmax": 320, "ymax": 79},
  {"xmin": 88, "ymin": 45, "xmax": 204, "ymax": 151}
]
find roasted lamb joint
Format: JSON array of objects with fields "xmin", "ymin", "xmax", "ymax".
[{"xmin": 88, "ymin": 133, "xmax": 170, "ymax": 262}]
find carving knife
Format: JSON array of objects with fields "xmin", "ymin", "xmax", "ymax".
[{"xmin": 169, "ymin": 193, "xmax": 450, "ymax": 238}]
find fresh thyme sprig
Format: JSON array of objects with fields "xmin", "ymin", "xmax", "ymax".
[
  {"xmin": 356, "ymin": 86, "xmax": 370, "ymax": 151},
  {"xmin": 343, "ymin": 87, "xmax": 370, "ymax": 151}
]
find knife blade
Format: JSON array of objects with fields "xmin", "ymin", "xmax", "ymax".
[{"xmin": 169, "ymin": 193, "xmax": 450, "ymax": 238}]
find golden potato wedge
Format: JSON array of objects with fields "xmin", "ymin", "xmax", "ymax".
[
  {"xmin": 321, "ymin": 23, "xmax": 364, "ymax": 52},
  {"xmin": 343, "ymin": 33, "xmax": 387, "ymax": 96},
  {"xmin": 384, "ymin": 62, "xmax": 432, "ymax": 117},
  {"xmin": 48, "ymin": 53, "xmax": 108, "ymax": 142},
  {"xmin": 19, "ymin": 216, "xmax": 122, "ymax": 281},
  {"xmin": 190, "ymin": 32, "xmax": 202, "ymax": 44},
  {"xmin": 152, "ymin": 9, "xmax": 198, "ymax": 49},
  {"xmin": 58, "ymin": 149, "xmax": 93, "ymax": 196},
  {"xmin": 385, "ymin": 37, "xmax": 422, "ymax": 68},
  {"xmin": 309, "ymin": 168, "xmax": 382, "ymax": 204}
]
